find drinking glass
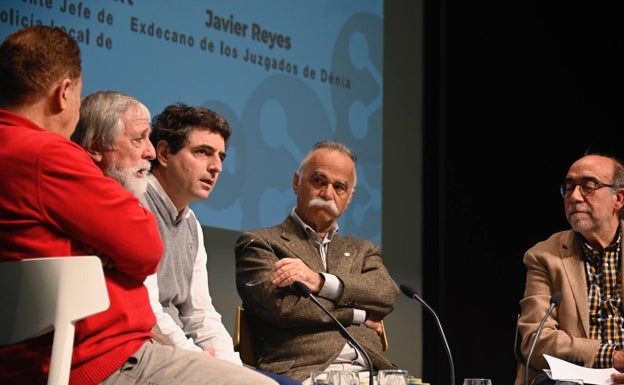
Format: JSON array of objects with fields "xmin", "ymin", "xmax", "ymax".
[
  {"xmin": 378, "ymin": 369, "xmax": 409, "ymax": 385},
  {"xmin": 330, "ymin": 370, "xmax": 360, "ymax": 385},
  {"xmin": 310, "ymin": 370, "xmax": 331, "ymax": 385},
  {"xmin": 463, "ymin": 378, "xmax": 492, "ymax": 385}
]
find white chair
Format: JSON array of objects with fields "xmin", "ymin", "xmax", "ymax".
[{"xmin": 0, "ymin": 256, "xmax": 110, "ymax": 385}]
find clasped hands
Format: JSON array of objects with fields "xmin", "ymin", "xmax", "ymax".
[
  {"xmin": 269, "ymin": 257, "xmax": 324, "ymax": 292},
  {"xmin": 269, "ymin": 257, "xmax": 384, "ymax": 337}
]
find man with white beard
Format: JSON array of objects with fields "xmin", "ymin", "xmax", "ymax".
[{"xmin": 71, "ymin": 90, "xmax": 155, "ymax": 197}]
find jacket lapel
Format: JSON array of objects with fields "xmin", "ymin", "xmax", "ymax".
[
  {"xmin": 325, "ymin": 236, "xmax": 354, "ymax": 275},
  {"xmin": 561, "ymin": 231, "xmax": 590, "ymax": 334},
  {"xmin": 279, "ymin": 218, "xmax": 326, "ymax": 272}
]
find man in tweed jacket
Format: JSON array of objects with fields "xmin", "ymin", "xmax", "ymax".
[
  {"xmin": 516, "ymin": 153, "xmax": 624, "ymax": 385},
  {"xmin": 235, "ymin": 140, "xmax": 400, "ymax": 383}
]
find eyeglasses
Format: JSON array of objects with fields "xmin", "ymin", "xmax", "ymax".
[{"xmin": 559, "ymin": 179, "xmax": 616, "ymax": 198}]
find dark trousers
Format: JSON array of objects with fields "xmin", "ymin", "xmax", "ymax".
[{"xmin": 255, "ymin": 369, "xmax": 302, "ymax": 385}]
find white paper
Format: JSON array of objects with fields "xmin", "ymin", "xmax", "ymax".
[{"xmin": 544, "ymin": 354, "xmax": 618, "ymax": 385}]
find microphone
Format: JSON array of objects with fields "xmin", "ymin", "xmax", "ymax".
[
  {"xmin": 524, "ymin": 291, "xmax": 562, "ymax": 385},
  {"xmin": 400, "ymin": 284, "xmax": 455, "ymax": 385},
  {"xmin": 293, "ymin": 281, "xmax": 375, "ymax": 385}
]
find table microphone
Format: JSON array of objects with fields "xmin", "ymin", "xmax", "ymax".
[
  {"xmin": 400, "ymin": 284, "xmax": 455, "ymax": 385},
  {"xmin": 293, "ymin": 281, "xmax": 375, "ymax": 385},
  {"xmin": 524, "ymin": 291, "xmax": 562, "ymax": 385}
]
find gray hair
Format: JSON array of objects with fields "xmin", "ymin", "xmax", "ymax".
[
  {"xmin": 582, "ymin": 149, "xmax": 624, "ymax": 219},
  {"xmin": 297, "ymin": 140, "xmax": 357, "ymax": 188},
  {"xmin": 71, "ymin": 90, "xmax": 150, "ymax": 151},
  {"xmin": 613, "ymin": 162, "xmax": 624, "ymax": 220}
]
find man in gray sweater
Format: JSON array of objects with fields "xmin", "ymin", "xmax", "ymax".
[{"xmin": 140, "ymin": 102, "xmax": 301, "ymax": 385}]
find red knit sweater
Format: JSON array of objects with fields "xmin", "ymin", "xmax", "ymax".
[{"xmin": 0, "ymin": 110, "xmax": 164, "ymax": 385}]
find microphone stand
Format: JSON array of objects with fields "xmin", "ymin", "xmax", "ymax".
[
  {"xmin": 293, "ymin": 281, "xmax": 375, "ymax": 385},
  {"xmin": 524, "ymin": 292, "xmax": 562, "ymax": 385},
  {"xmin": 400, "ymin": 285, "xmax": 455, "ymax": 385}
]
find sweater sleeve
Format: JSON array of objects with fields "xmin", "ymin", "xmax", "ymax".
[{"xmin": 37, "ymin": 140, "xmax": 163, "ymax": 281}]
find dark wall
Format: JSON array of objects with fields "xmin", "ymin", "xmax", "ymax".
[{"xmin": 422, "ymin": 2, "xmax": 621, "ymax": 385}]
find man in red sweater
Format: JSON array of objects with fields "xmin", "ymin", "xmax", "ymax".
[{"xmin": 0, "ymin": 26, "xmax": 277, "ymax": 385}]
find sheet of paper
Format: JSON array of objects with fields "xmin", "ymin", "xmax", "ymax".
[{"xmin": 544, "ymin": 354, "xmax": 618, "ymax": 385}]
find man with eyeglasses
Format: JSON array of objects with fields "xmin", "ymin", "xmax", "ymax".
[{"xmin": 515, "ymin": 153, "xmax": 624, "ymax": 385}]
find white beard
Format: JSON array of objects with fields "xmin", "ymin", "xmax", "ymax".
[{"xmin": 104, "ymin": 160, "xmax": 150, "ymax": 197}]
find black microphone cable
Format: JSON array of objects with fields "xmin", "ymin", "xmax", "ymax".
[
  {"xmin": 400, "ymin": 284, "xmax": 455, "ymax": 385},
  {"xmin": 293, "ymin": 281, "xmax": 375, "ymax": 385}
]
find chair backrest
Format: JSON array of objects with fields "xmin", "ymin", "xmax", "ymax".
[
  {"xmin": 380, "ymin": 319, "xmax": 389, "ymax": 351},
  {"xmin": 233, "ymin": 305, "xmax": 389, "ymax": 368},
  {"xmin": 0, "ymin": 256, "xmax": 110, "ymax": 385},
  {"xmin": 233, "ymin": 305, "xmax": 257, "ymax": 366}
]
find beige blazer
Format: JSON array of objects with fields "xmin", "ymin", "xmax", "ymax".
[
  {"xmin": 514, "ymin": 225, "xmax": 624, "ymax": 385},
  {"xmin": 235, "ymin": 215, "xmax": 400, "ymax": 382}
]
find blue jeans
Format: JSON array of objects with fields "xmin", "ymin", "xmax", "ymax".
[{"xmin": 255, "ymin": 368, "xmax": 302, "ymax": 385}]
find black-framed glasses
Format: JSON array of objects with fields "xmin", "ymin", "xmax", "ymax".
[{"xmin": 559, "ymin": 179, "xmax": 616, "ymax": 198}]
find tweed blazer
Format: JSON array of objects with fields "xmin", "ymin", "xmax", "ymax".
[
  {"xmin": 514, "ymin": 224, "xmax": 624, "ymax": 385},
  {"xmin": 235, "ymin": 215, "xmax": 400, "ymax": 382}
]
